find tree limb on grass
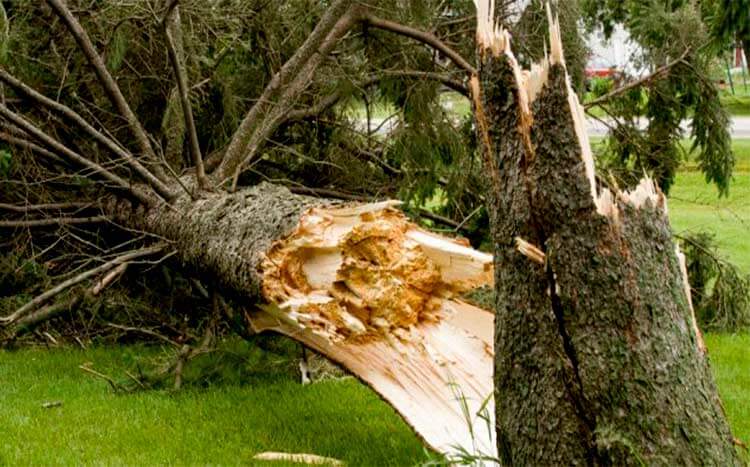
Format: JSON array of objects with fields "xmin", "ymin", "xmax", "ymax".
[{"xmin": 1, "ymin": 243, "xmax": 167, "ymax": 325}]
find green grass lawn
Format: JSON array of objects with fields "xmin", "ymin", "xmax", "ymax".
[
  {"xmin": 0, "ymin": 345, "xmax": 430, "ymax": 466},
  {"xmin": 1, "ymin": 142, "xmax": 748, "ymax": 465},
  {"xmin": 705, "ymin": 333, "xmax": 750, "ymax": 456},
  {"xmin": 669, "ymin": 139, "xmax": 750, "ymax": 272}
]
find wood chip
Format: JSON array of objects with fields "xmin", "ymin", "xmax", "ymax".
[{"xmin": 253, "ymin": 452, "xmax": 344, "ymax": 466}]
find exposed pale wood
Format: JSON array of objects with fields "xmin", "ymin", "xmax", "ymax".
[
  {"xmin": 253, "ymin": 452, "xmax": 344, "ymax": 466},
  {"xmin": 260, "ymin": 202, "xmax": 492, "ymax": 343},
  {"xmin": 248, "ymin": 299, "xmax": 495, "ymax": 457}
]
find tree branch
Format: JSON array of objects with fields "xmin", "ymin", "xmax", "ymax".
[
  {"xmin": 1, "ymin": 243, "xmax": 167, "ymax": 325},
  {"xmin": 45, "ymin": 0, "xmax": 163, "ymax": 171},
  {"xmin": 0, "ymin": 105, "xmax": 155, "ymax": 205},
  {"xmin": 216, "ymin": 0, "xmax": 358, "ymax": 185},
  {"xmin": 0, "ymin": 202, "xmax": 93, "ymax": 213},
  {"xmin": 0, "ymin": 216, "xmax": 108, "ymax": 228},
  {"xmin": 216, "ymin": 3, "xmax": 474, "ymax": 186},
  {"xmin": 3, "ymin": 260, "xmax": 131, "ymax": 342},
  {"xmin": 163, "ymin": 4, "xmax": 208, "ymax": 189},
  {"xmin": 584, "ymin": 48, "xmax": 690, "ymax": 109},
  {"xmin": 0, "ymin": 67, "xmax": 174, "ymax": 201},
  {"xmin": 361, "ymin": 13, "xmax": 477, "ymax": 76},
  {"xmin": 0, "ymin": 131, "xmax": 68, "ymax": 166}
]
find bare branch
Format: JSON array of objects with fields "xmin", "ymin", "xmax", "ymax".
[
  {"xmin": 362, "ymin": 13, "xmax": 477, "ymax": 76},
  {"xmin": 11, "ymin": 295, "xmax": 82, "ymax": 337},
  {"xmin": 585, "ymin": 48, "xmax": 690, "ymax": 109},
  {"xmin": 0, "ymin": 105, "xmax": 155, "ymax": 205},
  {"xmin": 163, "ymin": 5, "xmax": 208, "ymax": 189},
  {"xmin": 91, "ymin": 262, "xmax": 128, "ymax": 295},
  {"xmin": 78, "ymin": 364, "xmax": 123, "ymax": 391},
  {"xmin": 216, "ymin": 0, "xmax": 358, "ymax": 185},
  {"xmin": 0, "ymin": 131, "xmax": 67, "ymax": 166},
  {"xmin": 6, "ymin": 263, "xmax": 126, "ymax": 341},
  {"xmin": 0, "ymin": 68, "xmax": 175, "ymax": 201},
  {"xmin": 1, "ymin": 243, "xmax": 167, "ymax": 325},
  {"xmin": 45, "ymin": 0, "xmax": 162, "ymax": 168},
  {"xmin": 0, "ymin": 202, "xmax": 93, "ymax": 213},
  {"xmin": 0, "ymin": 216, "xmax": 108, "ymax": 228}
]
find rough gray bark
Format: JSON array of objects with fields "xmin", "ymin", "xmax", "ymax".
[
  {"xmin": 474, "ymin": 22, "xmax": 741, "ymax": 466},
  {"xmin": 110, "ymin": 183, "xmax": 324, "ymax": 301}
]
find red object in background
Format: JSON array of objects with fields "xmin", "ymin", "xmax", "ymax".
[{"xmin": 585, "ymin": 67, "xmax": 616, "ymax": 79}]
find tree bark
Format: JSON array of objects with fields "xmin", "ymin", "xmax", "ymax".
[{"xmin": 473, "ymin": 12, "xmax": 740, "ymax": 465}]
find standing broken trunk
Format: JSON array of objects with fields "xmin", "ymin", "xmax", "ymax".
[{"xmin": 472, "ymin": 3, "xmax": 740, "ymax": 465}]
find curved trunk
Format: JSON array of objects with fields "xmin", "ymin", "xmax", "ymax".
[{"xmin": 473, "ymin": 11, "xmax": 740, "ymax": 465}]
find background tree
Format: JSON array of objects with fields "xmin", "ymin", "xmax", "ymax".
[{"xmin": 581, "ymin": 0, "xmax": 734, "ymax": 195}]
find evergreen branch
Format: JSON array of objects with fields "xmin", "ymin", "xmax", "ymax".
[
  {"xmin": 584, "ymin": 48, "xmax": 690, "ymax": 109},
  {"xmin": 361, "ymin": 13, "xmax": 477, "ymax": 76}
]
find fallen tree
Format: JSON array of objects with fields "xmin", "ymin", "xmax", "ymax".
[
  {"xmin": 1, "ymin": 0, "xmax": 500, "ymax": 457},
  {"xmin": 122, "ymin": 181, "xmax": 496, "ymax": 454},
  {"xmin": 0, "ymin": 0, "xmax": 743, "ymax": 463}
]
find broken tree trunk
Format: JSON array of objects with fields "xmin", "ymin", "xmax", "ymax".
[
  {"xmin": 110, "ymin": 182, "xmax": 495, "ymax": 455},
  {"xmin": 472, "ymin": 4, "xmax": 740, "ymax": 465}
]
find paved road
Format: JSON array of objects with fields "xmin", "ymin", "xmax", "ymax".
[
  {"xmin": 587, "ymin": 116, "xmax": 750, "ymax": 139},
  {"xmin": 361, "ymin": 116, "xmax": 750, "ymax": 138}
]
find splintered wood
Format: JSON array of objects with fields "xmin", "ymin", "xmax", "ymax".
[
  {"xmin": 251, "ymin": 201, "xmax": 496, "ymax": 457},
  {"xmin": 260, "ymin": 202, "xmax": 492, "ymax": 344}
]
